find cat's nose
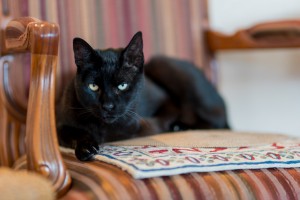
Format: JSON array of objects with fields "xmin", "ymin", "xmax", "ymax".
[{"xmin": 102, "ymin": 103, "xmax": 114, "ymax": 111}]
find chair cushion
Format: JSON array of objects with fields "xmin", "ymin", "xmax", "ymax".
[
  {"xmin": 0, "ymin": 167, "xmax": 55, "ymax": 200},
  {"xmin": 61, "ymin": 130, "xmax": 300, "ymax": 179}
]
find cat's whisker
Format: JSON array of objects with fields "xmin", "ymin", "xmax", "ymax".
[
  {"xmin": 77, "ymin": 112, "xmax": 92, "ymax": 117},
  {"xmin": 126, "ymin": 110, "xmax": 151, "ymax": 129},
  {"xmin": 68, "ymin": 106, "xmax": 88, "ymax": 111},
  {"xmin": 71, "ymin": 107, "xmax": 96, "ymax": 118},
  {"xmin": 124, "ymin": 111, "xmax": 140, "ymax": 123},
  {"xmin": 126, "ymin": 110, "xmax": 142, "ymax": 120}
]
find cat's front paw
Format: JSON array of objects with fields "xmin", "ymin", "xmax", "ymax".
[{"xmin": 75, "ymin": 141, "xmax": 99, "ymax": 161}]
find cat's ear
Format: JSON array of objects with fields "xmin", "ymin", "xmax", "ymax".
[
  {"xmin": 123, "ymin": 31, "xmax": 144, "ymax": 69},
  {"xmin": 73, "ymin": 38, "xmax": 95, "ymax": 66}
]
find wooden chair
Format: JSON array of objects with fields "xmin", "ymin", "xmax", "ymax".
[{"xmin": 1, "ymin": 1, "xmax": 300, "ymax": 199}]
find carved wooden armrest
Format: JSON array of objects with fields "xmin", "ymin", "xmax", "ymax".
[
  {"xmin": 207, "ymin": 20, "xmax": 300, "ymax": 51},
  {"xmin": 4, "ymin": 17, "xmax": 71, "ymax": 196}
]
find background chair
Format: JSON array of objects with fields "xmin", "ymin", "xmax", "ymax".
[{"xmin": 1, "ymin": 0, "xmax": 300, "ymax": 199}]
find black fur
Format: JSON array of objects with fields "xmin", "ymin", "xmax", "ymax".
[
  {"xmin": 143, "ymin": 57, "xmax": 230, "ymax": 130},
  {"xmin": 56, "ymin": 32, "xmax": 229, "ymax": 161}
]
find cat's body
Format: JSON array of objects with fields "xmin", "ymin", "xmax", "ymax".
[
  {"xmin": 56, "ymin": 32, "xmax": 229, "ymax": 161},
  {"xmin": 143, "ymin": 57, "xmax": 229, "ymax": 130}
]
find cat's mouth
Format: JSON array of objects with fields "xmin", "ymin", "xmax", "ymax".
[
  {"xmin": 96, "ymin": 109, "xmax": 125, "ymax": 124},
  {"xmin": 98, "ymin": 111, "xmax": 121, "ymax": 123},
  {"xmin": 102, "ymin": 116, "xmax": 117, "ymax": 123}
]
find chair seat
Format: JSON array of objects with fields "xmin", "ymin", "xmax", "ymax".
[{"xmin": 57, "ymin": 131, "xmax": 300, "ymax": 199}]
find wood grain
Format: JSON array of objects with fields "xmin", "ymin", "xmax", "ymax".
[
  {"xmin": 207, "ymin": 20, "xmax": 300, "ymax": 51},
  {"xmin": 0, "ymin": 55, "xmax": 27, "ymax": 167},
  {"xmin": 4, "ymin": 18, "xmax": 71, "ymax": 196}
]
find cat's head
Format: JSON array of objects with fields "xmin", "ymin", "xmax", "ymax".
[{"xmin": 72, "ymin": 32, "xmax": 144, "ymax": 124}]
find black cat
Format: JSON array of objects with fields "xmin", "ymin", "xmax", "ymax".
[
  {"xmin": 143, "ymin": 56, "xmax": 230, "ymax": 131},
  {"xmin": 56, "ymin": 32, "xmax": 229, "ymax": 161}
]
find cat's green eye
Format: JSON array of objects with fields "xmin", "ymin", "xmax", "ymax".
[
  {"xmin": 88, "ymin": 83, "xmax": 99, "ymax": 91},
  {"xmin": 117, "ymin": 83, "xmax": 128, "ymax": 91}
]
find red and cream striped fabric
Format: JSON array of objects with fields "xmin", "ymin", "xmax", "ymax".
[
  {"xmin": 5, "ymin": 0, "xmax": 207, "ymax": 83},
  {"xmin": 62, "ymin": 155, "xmax": 300, "ymax": 200},
  {"xmin": 4, "ymin": 0, "xmax": 209, "ymax": 96}
]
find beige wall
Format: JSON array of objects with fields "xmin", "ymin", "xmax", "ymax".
[{"xmin": 209, "ymin": 0, "xmax": 300, "ymax": 136}]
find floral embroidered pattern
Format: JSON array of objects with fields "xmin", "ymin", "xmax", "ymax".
[{"xmin": 95, "ymin": 140, "xmax": 300, "ymax": 179}]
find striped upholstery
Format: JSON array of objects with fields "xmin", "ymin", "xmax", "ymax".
[
  {"xmin": 63, "ymin": 155, "xmax": 300, "ymax": 200},
  {"xmin": 5, "ymin": 0, "xmax": 209, "ymax": 88}
]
